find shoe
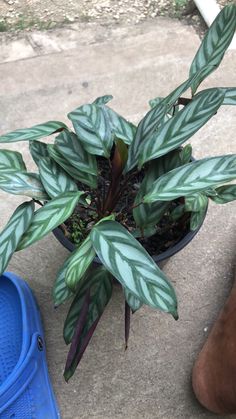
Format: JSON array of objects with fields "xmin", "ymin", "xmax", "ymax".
[{"xmin": 0, "ymin": 272, "xmax": 60, "ymax": 418}]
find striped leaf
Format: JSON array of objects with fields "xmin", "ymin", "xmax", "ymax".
[
  {"xmin": 55, "ymin": 130, "xmax": 97, "ymax": 176},
  {"xmin": 126, "ymin": 102, "xmax": 167, "ymax": 171},
  {"xmin": 91, "ymin": 220, "xmax": 178, "ymax": 317},
  {"xmin": 139, "ymin": 88, "xmax": 225, "ymax": 167},
  {"xmin": 126, "ymin": 70, "xmax": 205, "ymax": 172},
  {"xmin": 133, "ymin": 147, "xmax": 191, "ymax": 228},
  {"xmin": 124, "ymin": 288, "xmax": 143, "ymax": 313},
  {"xmin": 17, "ymin": 191, "xmax": 83, "ymax": 250},
  {"xmin": 48, "ymin": 144, "xmax": 97, "ymax": 189},
  {"xmin": 103, "ymin": 106, "xmax": 136, "ymax": 145},
  {"xmin": 64, "ymin": 266, "xmax": 112, "ymax": 344},
  {"xmin": 0, "ymin": 201, "xmax": 34, "ymax": 275},
  {"xmin": 64, "ymin": 267, "xmax": 112, "ymax": 381},
  {"xmin": 189, "ymin": 5, "xmax": 236, "ymax": 94},
  {"xmin": 29, "ymin": 140, "xmax": 49, "ymax": 165},
  {"xmin": 0, "ymin": 149, "xmax": 26, "ymax": 172},
  {"xmin": 68, "ymin": 104, "xmax": 113, "ymax": 158},
  {"xmin": 93, "ymin": 95, "xmax": 113, "ymax": 105},
  {"xmin": 38, "ymin": 157, "xmax": 78, "ymax": 198},
  {"xmin": 65, "ymin": 235, "xmax": 95, "ymax": 291},
  {"xmin": 190, "ymin": 206, "xmax": 207, "ymax": 231},
  {"xmin": 53, "ymin": 258, "xmax": 74, "ymax": 307},
  {"xmin": 171, "ymin": 204, "xmax": 185, "ymax": 221},
  {"xmin": 144, "ymin": 155, "xmax": 236, "ymax": 203},
  {"xmin": 0, "ymin": 121, "xmax": 67, "ymax": 143},
  {"xmin": 223, "ymin": 88, "xmax": 236, "ymax": 105},
  {"xmin": 210, "ymin": 184, "xmax": 236, "ymax": 204},
  {"xmin": 185, "ymin": 193, "xmax": 208, "ymax": 212},
  {"xmin": 0, "ymin": 171, "xmax": 48, "ymax": 200}
]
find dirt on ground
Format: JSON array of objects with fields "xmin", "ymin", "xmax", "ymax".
[{"xmin": 0, "ymin": 0, "xmax": 234, "ymax": 38}]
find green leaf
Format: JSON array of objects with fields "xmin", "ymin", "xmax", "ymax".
[
  {"xmin": 0, "ymin": 201, "xmax": 34, "ymax": 275},
  {"xmin": 144, "ymin": 155, "xmax": 236, "ymax": 203},
  {"xmin": 126, "ymin": 71, "xmax": 205, "ymax": 172},
  {"xmin": 139, "ymin": 88, "xmax": 225, "ymax": 167},
  {"xmin": 126, "ymin": 102, "xmax": 167, "ymax": 171},
  {"xmin": 0, "ymin": 171, "xmax": 48, "ymax": 200},
  {"xmin": 55, "ymin": 130, "xmax": 97, "ymax": 176},
  {"xmin": 91, "ymin": 220, "xmax": 178, "ymax": 317},
  {"xmin": 0, "ymin": 121, "xmax": 67, "ymax": 143},
  {"xmin": 189, "ymin": 5, "xmax": 236, "ymax": 94},
  {"xmin": 209, "ymin": 184, "xmax": 236, "ymax": 204},
  {"xmin": 38, "ymin": 157, "xmax": 78, "ymax": 198},
  {"xmin": 124, "ymin": 288, "xmax": 143, "ymax": 312},
  {"xmin": 0, "ymin": 149, "xmax": 26, "ymax": 172},
  {"xmin": 103, "ymin": 106, "xmax": 136, "ymax": 145},
  {"xmin": 93, "ymin": 95, "xmax": 113, "ymax": 105},
  {"xmin": 190, "ymin": 208, "xmax": 207, "ymax": 231},
  {"xmin": 17, "ymin": 191, "xmax": 83, "ymax": 250},
  {"xmin": 65, "ymin": 235, "xmax": 96, "ymax": 291},
  {"xmin": 149, "ymin": 97, "xmax": 163, "ymax": 108},
  {"xmin": 223, "ymin": 88, "xmax": 236, "ymax": 105},
  {"xmin": 185, "ymin": 193, "xmax": 208, "ymax": 212},
  {"xmin": 171, "ymin": 204, "xmax": 185, "ymax": 221},
  {"xmin": 48, "ymin": 144, "xmax": 97, "ymax": 189},
  {"xmin": 53, "ymin": 258, "xmax": 74, "ymax": 307},
  {"xmin": 68, "ymin": 104, "xmax": 113, "ymax": 158},
  {"xmin": 64, "ymin": 266, "xmax": 112, "ymax": 344},
  {"xmin": 133, "ymin": 148, "xmax": 190, "ymax": 228},
  {"xmin": 29, "ymin": 140, "xmax": 49, "ymax": 165}
]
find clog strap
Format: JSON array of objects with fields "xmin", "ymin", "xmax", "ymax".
[{"xmin": 0, "ymin": 333, "xmax": 43, "ymax": 413}]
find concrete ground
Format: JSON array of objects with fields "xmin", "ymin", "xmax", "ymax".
[{"xmin": 0, "ymin": 18, "xmax": 236, "ymax": 419}]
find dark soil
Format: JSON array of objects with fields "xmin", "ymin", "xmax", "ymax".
[{"xmin": 63, "ymin": 157, "xmax": 190, "ymax": 256}]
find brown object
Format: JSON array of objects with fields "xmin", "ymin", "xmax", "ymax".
[{"xmin": 192, "ymin": 272, "xmax": 236, "ymax": 414}]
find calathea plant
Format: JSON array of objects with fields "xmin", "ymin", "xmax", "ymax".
[{"xmin": 0, "ymin": 5, "xmax": 236, "ymax": 381}]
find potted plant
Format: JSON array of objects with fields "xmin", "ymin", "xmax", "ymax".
[{"xmin": 0, "ymin": 5, "xmax": 235, "ymax": 382}]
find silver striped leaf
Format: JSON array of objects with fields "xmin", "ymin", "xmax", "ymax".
[
  {"xmin": 64, "ymin": 266, "xmax": 112, "ymax": 344},
  {"xmin": 190, "ymin": 206, "xmax": 207, "ymax": 231},
  {"xmin": 170, "ymin": 204, "xmax": 185, "ymax": 221},
  {"xmin": 0, "ymin": 171, "xmax": 48, "ymax": 200},
  {"xmin": 55, "ymin": 130, "xmax": 97, "ymax": 176},
  {"xmin": 53, "ymin": 257, "xmax": 74, "ymax": 307},
  {"xmin": 17, "ymin": 191, "xmax": 83, "ymax": 250},
  {"xmin": 38, "ymin": 157, "xmax": 78, "ymax": 198},
  {"xmin": 48, "ymin": 144, "xmax": 97, "ymax": 189},
  {"xmin": 91, "ymin": 220, "xmax": 178, "ymax": 317},
  {"xmin": 185, "ymin": 193, "xmax": 208, "ymax": 212},
  {"xmin": 65, "ymin": 235, "xmax": 96, "ymax": 291},
  {"xmin": 189, "ymin": 5, "xmax": 236, "ymax": 94},
  {"xmin": 29, "ymin": 140, "xmax": 49, "ymax": 166},
  {"xmin": 68, "ymin": 104, "xmax": 113, "ymax": 158},
  {"xmin": 133, "ymin": 147, "xmax": 191, "ymax": 228},
  {"xmin": 144, "ymin": 155, "xmax": 236, "ymax": 203},
  {"xmin": 0, "ymin": 121, "xmax": 67, "ymax": 143},
  {"xmin": 209, "ymin": 184, "xmax": 236, "ymax": 204},
  {"xmin": 124, "ymin": 288, "xmax": 143, "ymax": 313},
  {"xmin": 93, "ymin": 95, "xmax": 113, "ymax": 105},
  {"xmin": 0, "ymin": 201, "xmax": 34, "ymax": 275},
  {"xmin": 103, "ymin": 106, "xmax": 136, "ymax": 145},
  {"xmin": 0, "ymin": 149, "xmax": 26, "ymax": 172},
  {"xmin": 139, "ymin": 88, "xmax": 225, "ymax": 167},
  {"xmin": 125, "ymin": 102, "xmax": 167, "ymax": 172},
  {"xmin": 223, "ymin": 88, "xmax": 236, "ymax": 105},
  {"xmin": 125, "ymin": 70, "xmax": 204, "ymax": 172}
]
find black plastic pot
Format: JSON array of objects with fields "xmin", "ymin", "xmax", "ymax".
[{"xmin": 53, "ymin": 208, "xmax": 207, "ymax": 268}]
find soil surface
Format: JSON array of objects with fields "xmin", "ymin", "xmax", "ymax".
[
  {"xmin": 63, "ymin": 158, "xmax": 190, "ymax": 256},
  {"xmin": 0, "ymin": 0, "xmax": 234, "ymax": 38}
]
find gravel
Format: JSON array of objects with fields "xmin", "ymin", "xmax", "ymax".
[{"xmin": 0, "ymin": 0, "xmax": 234, "ymax": 37}]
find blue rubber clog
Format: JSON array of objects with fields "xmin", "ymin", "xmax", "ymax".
[{"xmin": 0, "ymin": 272, "xmax": 60, "ymax": 419}]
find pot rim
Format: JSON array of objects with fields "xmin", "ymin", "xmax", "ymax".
[{"xmin": 53, "ymin": 206, "xmax": 207, "ymax": 264}]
